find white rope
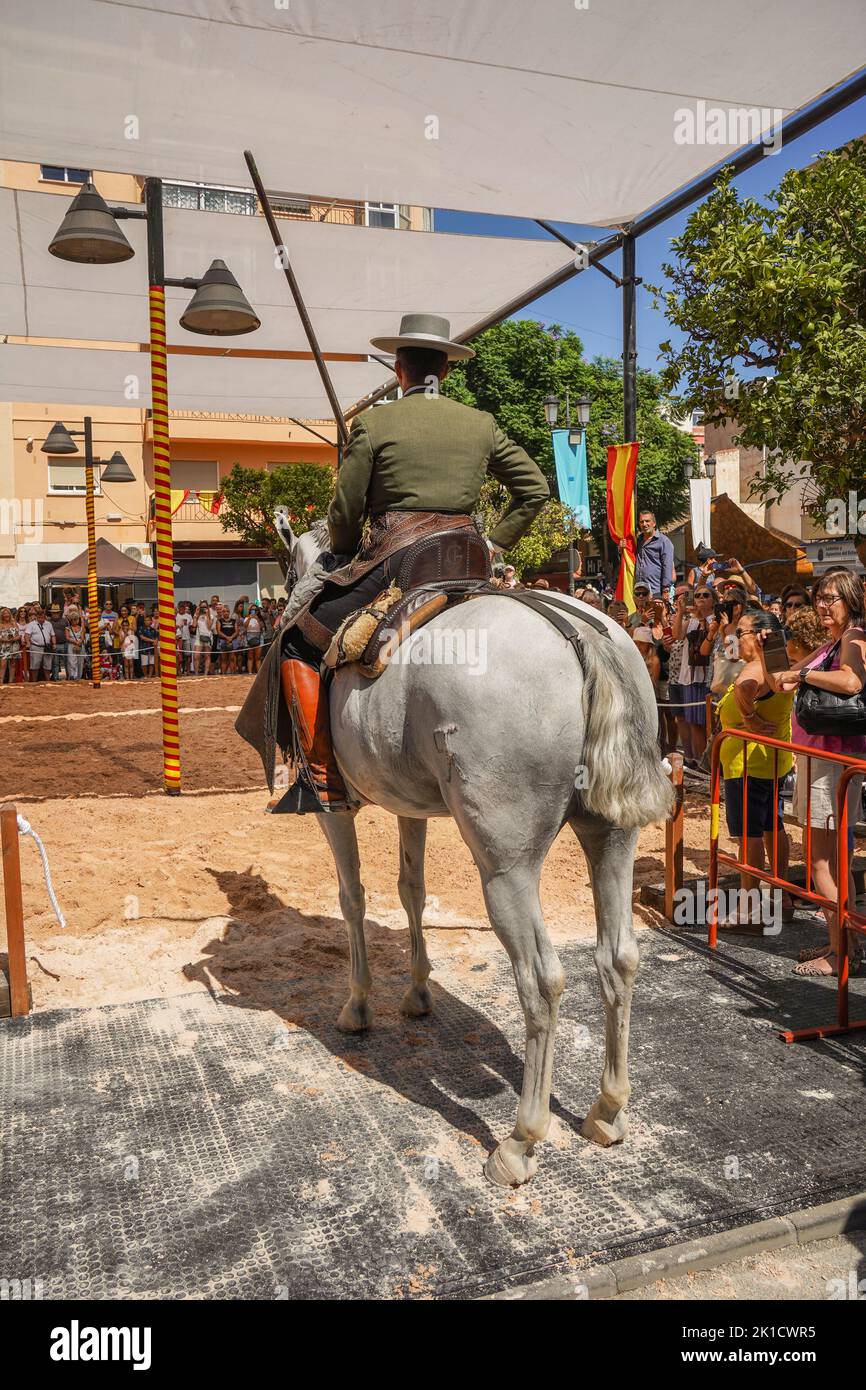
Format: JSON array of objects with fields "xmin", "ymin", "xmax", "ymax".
[{"xmin": 16, "ymin": 815, "xmax": 66, "ymax": 929}]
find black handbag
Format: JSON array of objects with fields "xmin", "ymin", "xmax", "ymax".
[{"xmin": 795, "ymin": 640, "xmax": 866, "ymax": 736}]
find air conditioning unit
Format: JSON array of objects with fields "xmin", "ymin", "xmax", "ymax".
[{"xmin": 121, "ymin": 544, "xmax": 152, "ymax": 566}]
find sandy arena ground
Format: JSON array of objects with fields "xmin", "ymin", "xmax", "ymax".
[{"xmin": 2, "ymin": 673, "xmax": 801, "ymax": 1014}]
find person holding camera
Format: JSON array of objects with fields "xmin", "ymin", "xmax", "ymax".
[
  {"xmin": 671, "ymin": 585, "xmax": 715, "ymax": 763},
  {"xmin": 764, "ymin": 569, "xmax": 866, "ymax": 976},
  {"xmin": 717, "ymin": 609, "xmax": 795, "ymax": 926}
]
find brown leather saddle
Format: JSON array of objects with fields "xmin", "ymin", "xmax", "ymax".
[
  {"xmin": 327, "ymin": 525, "xmax": 492, "ymax": 679},
  {"xmin": 392, "ymin": 527, "xmax": 491, "ymax": 591}
]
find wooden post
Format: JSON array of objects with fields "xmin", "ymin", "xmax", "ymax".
[
  {"xmin": 1, "ymin": 804, "xmax": 29, "ymax": 1017},
  {"xmin": 664, "ymin": 754, "xmax": 684, "ymax": 921}
]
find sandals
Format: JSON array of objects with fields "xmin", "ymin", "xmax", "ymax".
[
  {"xmin": 792, "ymin": 946, "xmax": 864, "ymax": 976},
  {"xmin": 793, "ymin": 952, "xmax": 837, "ymax": 977},
  {"xmin": 797, "ymin": 943, "xmax": 831, "ymax": 963}
]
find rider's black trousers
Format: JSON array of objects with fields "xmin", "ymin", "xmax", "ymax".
[{"xmin": 281, "ymin": 551, "xmax": 405, "ymax": 666}]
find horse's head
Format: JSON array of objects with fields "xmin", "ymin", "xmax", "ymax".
[{"xmin": 274, "ymin": 508, "xmax": 330, "ymax": 595}]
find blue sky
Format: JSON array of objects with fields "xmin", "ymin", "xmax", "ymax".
[{"xmin": 434, "ymin": 90, "xmax": 866, "ymax": 375}]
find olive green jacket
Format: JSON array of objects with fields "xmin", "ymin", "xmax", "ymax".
[{"xmin": 328, "ymin": 392, "xmax": 550, "ymax": 554}]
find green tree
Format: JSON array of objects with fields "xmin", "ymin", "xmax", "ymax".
[
  {"xmin": 219, "ymin": 461, "xmax": 334, "ymax": 574},
  {"xmin": 650, "ymin": 138, "xmax": 866, "ymax": 518},
  {"xmin": 443, "ymin": 319, "xmax": 693, "ymax": 571}
]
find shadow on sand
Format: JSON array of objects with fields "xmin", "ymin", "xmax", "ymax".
[{"xmin": 182, "ymin": 865, "xmax": 589, "ymax": 1154}]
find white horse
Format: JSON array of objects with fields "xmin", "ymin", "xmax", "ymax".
[{"xmin": 275, "ymin": 517, "xmax": 672, "ymax": 1186}]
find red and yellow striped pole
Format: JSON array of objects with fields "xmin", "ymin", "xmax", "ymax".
[
  {"xmin": 148, "ymin": 283, "xmax": 181, "ymax": 794},
  {"xmin": 145, "ymin": 178, "xmax": 180, "ymax": 794},
  {"xmin": 83, "ymin": 417, "xmax": 101, "ymax": 689}
]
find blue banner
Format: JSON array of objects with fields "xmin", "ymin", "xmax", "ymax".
[{"xmin": 552, "ymin": 429, "xmax": 590, "ymax": 529}]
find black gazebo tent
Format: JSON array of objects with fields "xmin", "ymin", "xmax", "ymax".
[{"xmin": 40, "ymin": 538, "xmax": 158, "ymax": 610}]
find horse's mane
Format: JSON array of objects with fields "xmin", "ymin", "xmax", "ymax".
[{"xmin": 307, "ymin": 518, "xmax": 330, "ymax": 549}]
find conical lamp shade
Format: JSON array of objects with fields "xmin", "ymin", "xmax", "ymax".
[
  {"xmin": 41, "ymin": 422, "xmax": 79, "ymax": 455},
  {"xmin": 179, "ymin": 260, "xmax": 261, "ymax": 336},
  {"xmin": 48, "ymin": 181, "xmax": 135, "ymax": 265},
  {"xmin": 100, "ymin": 451, "xmax": 136, "ymax": 483}
]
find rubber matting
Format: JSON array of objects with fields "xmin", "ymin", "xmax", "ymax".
[{"xmin": 2, "ymin": 924, "xmax": 865, "ymax": 1299}]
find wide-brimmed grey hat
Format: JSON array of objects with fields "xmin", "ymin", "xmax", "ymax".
[{"xmin": 369, "ymin": 312, "xmax": 475, "ymax": 361}]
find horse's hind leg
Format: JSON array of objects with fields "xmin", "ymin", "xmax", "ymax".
[
  {"xmin": 318, "ymin": 811, "xmax": 372, "ymax": 1033},
  {"xmin": 397, "ymin": 816, "xmax": 432, "ymax": 1017},
  {"xmin": 570, "ymin": 817, "xmax": 640, "ymax": 1146},
  {"xmin": 478, "ymin": 861, "xmax": 565, "ymax": 1187}
]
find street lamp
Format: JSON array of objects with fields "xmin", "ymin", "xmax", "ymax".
[
  {"xmin": 685, "ymin": 456, "xmax": 716, "ymax": 482},
  {"xmin": 48, "ymin": 182, "xmax": 135, "ymax": 264},
  {"xmin": 100, "ymin": 452, "xmax": 137, "ymax": 483},
  {"xmin": 567, "ymin": 394, "xmax": 592, "ymax": 447},
  {"xmin": 48, "ymin": 178, "xmax": 260, "ymax": 793},
  {"xmin": 574, "ymin": 395, "xmax": 592, "ymax": 429},
  {"xmin": 544, "ymin": 392, "xmax": 593, "ymax": 597},
  {"xmin": 41, "ymin": 419, "xmax": 135, "ymax": 689}
]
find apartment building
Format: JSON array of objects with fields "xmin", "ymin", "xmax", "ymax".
[{"xmin": 0, "ymin": 160, "xmax": 430, "ymax": 608}]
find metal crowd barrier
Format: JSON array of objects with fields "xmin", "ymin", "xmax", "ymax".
[{"xmin": 707, "ymin": 729, "xmax": 866, "ymax": 1044}]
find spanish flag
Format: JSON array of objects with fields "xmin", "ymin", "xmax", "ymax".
[{"xmin": 607, "ymin": 442, "xmax": 639, "ymax": 610}]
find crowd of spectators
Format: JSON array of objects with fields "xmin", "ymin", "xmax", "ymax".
[
  {"xmin": 0, "ymin": 588, "xmax": 290, "ymax": 685},
  {"xmin": 521, "ymin": 509, "xmax": 865, "ymax": 979},
  {"xmin": 490, "ymin": 508, "xmax": 866, "ymax": 974}
]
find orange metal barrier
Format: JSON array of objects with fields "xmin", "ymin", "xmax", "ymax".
[{"xmin": 708, "ymin": 729, "xmax": 866, "ymax": 1044}]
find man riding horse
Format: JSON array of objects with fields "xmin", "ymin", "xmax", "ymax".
[{"xmin": 269, "ymin": 312, "xmax": 550, "ymax": 813}]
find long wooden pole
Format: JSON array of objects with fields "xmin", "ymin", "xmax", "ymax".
[
  {"xmin": 83, "ymin": 417, "xmax": 101, "ymax": 689},
  {"xmin": 145, "ymin": 178, "xmax": 181, "ymax": 795},
  {"xmin": 1, "ymin": 804, "xmax": 29, "ymax": 1017}
]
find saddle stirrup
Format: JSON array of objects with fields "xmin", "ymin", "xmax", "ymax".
[{"xmin": 270, "ymin": 658, "xmax": 353, "ymax": 814}]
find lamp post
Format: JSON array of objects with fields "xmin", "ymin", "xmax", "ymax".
[
  {"xmin": 49, "ymin": 179, "xmax": 260, "ymax": 793},
  {"xmin": 544, "ymin": 392, "xmax": 592, "ymax": 596},
  {"xmin": 41, "ymin": 419, "xmax": 134, "ymax": 689}
]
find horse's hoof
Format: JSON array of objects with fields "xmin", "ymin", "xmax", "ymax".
[
  {"xmin": 336, "ymin": 999, "xmax": 371, "ymax": 1033},
  {"xmin": 484, "ymin": 1139, "xmax": 538, "ymax": 1187},
  {"xmin": 400, "ymin": 984, "xmax": 433, "ymax": 1018},
  {"xmin": 581, "ymin": 1101, "xmax": 628, "ymax": 1148}
]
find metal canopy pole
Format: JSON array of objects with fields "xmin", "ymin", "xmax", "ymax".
[
  {"xmin": 622, "ymin": 233, "xmax": 637, "ymax": 444},
  {"xmin": 244, "ymin": 150, "xmax": 349, "ymax": 450}
]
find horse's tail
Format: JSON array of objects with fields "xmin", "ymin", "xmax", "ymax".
[{"xmin": 574, "ymin": 635, "xmax": 674, "ymax": 828}]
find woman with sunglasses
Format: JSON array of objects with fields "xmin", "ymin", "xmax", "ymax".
[{"xmin": 765, "ymin": 569, "xmax": 866, "ymax": 976}]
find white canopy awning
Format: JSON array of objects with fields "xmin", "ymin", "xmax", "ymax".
[
  {"xmin": 2, "ymin": 0, "xmax": 864, "ymax": 226},
  {"xmin": 0, "ymin": 344, "xmax": 386, "ymax": 416},
  {"xmin": 0, "ymin": 188, "xmax": 575, "ymax": 353}
]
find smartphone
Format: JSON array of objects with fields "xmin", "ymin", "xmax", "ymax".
[{"xmin": 762, "ymin": 629, "xmax": 790, "ymax": 673}]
